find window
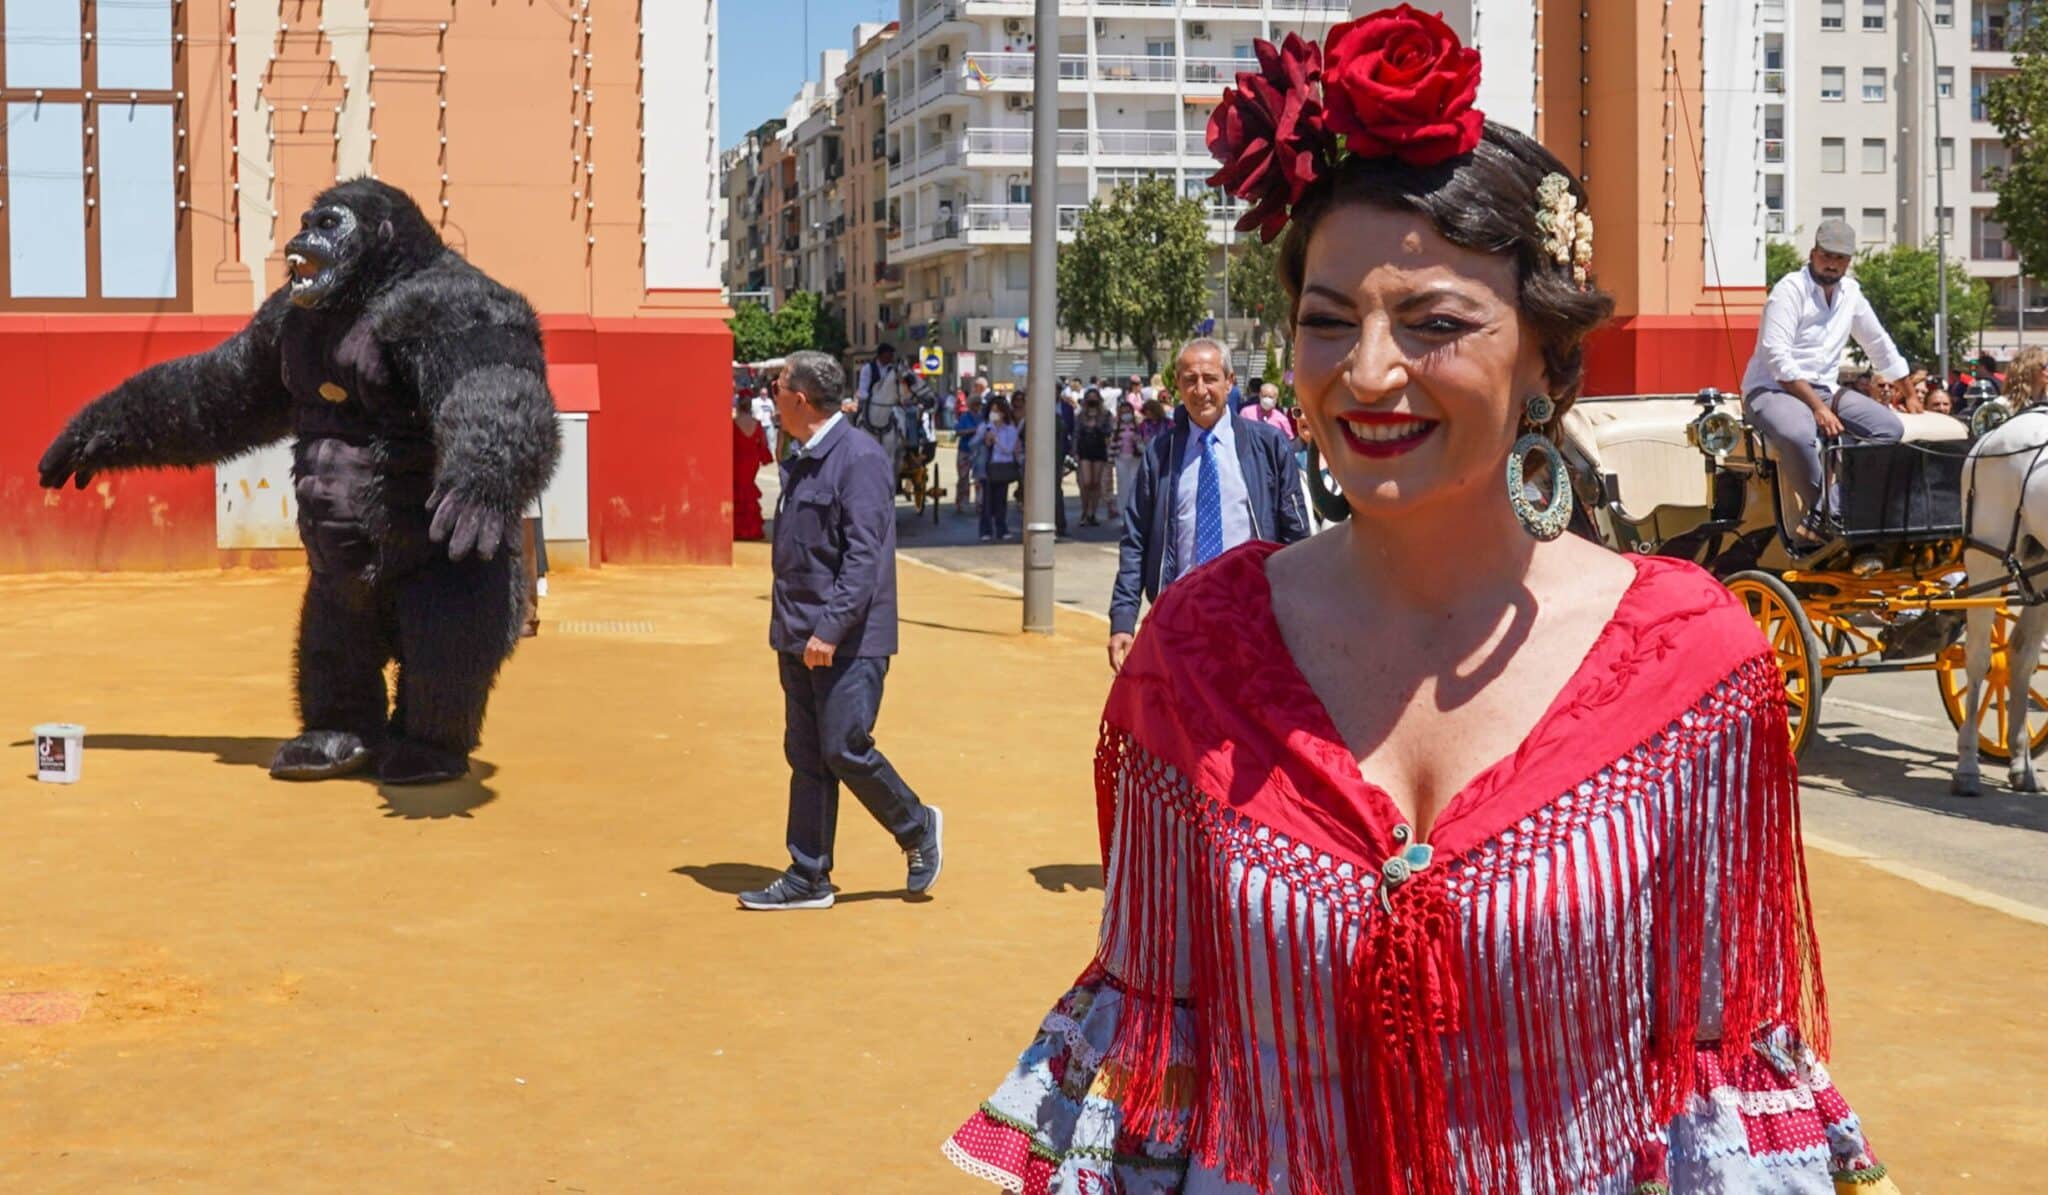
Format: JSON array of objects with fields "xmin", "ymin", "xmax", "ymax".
[
  {"xmin": 1862, "ymin": 67, "xmax": 1886, "ymax": 101},
  {"xmin": 1, "ymin": 0, "xmax": 185, "ymax": 305},
  {"xmin": 1938, "ymin": 67, "xmax": 1955, "ymax": 99},
  {"xmin": 1821, "ymin": 206, "xmax": 1847, "ymax": 225},
  {"xmin": 1862, "ymin": 138, "xmax": 1886, "ymax": 172},
  {"xmin": 1004, "ymin": 252, "xmax": 1029, "ymax": 289},
  {"xmin": 1822, "ymin": 137, "xmax": 1847, "ymax": 172},
  {"xmin": 1821, "ymin": 0, "xmax": 1844, "ymax": 29},
  {"xmin": 1935, "ymin": 0, "xmax": 1954, "ymax": 25},
  {"xmin": 1940, "ymin": 207, "xmax": 1956, "ymax": 237},
  {"xmin": 1861, "ymin": 207, "xmax": 1886, "ymax": 243},
  {"xmin": 1821, "ymin": 67, "xmax": 1846, "ymax": 100},
  {"xmin": 1861, "ymin": 0, "xmax": 1884, "ymax": 29},
  {"xmin": 1941, "ymin": 137, "xmax": 1956, "ymax": 172}
]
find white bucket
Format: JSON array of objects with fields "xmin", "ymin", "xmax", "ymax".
[{"xmin": 33, "ymin": 723, "xmax": 84, "ymax": 784}]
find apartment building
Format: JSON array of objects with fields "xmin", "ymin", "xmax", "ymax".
[
  {"xmin": 842, "ymin": 25, "xmax": 904, "ymax": 358},
  {"xmin": 1775, "ymin": 0, "xmax": 2034, "ymax": 354},
  {"xmin": 877, "ymin": 0, "xmax": 1364, "ymax": 377},
  {"xmin": 722, "ymin": 124, "xmax": 778, "ymax": 302}
]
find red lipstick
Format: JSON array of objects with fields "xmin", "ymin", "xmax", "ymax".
[{"xmin": 1336, "ymin": 410, "xmax": 1439, "ymax": 459}]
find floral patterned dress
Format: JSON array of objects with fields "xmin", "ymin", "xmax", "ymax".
[{"xmin": 946, "ymin": 543, "xmax": 1899, "ymax": 1195}]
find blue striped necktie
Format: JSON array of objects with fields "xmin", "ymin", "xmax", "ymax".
[{"xmin": 1194, "ymin": 430, "xmax": 1224, "ymax": 566}]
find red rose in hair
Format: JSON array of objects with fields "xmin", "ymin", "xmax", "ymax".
[
  {"xmin": 1205, "ymin": 33, "xmax": 1330, "ymax": 242},
  {"xmin": 1321, "ymin": 5, "xmax": 1483, "ymax": 167}
]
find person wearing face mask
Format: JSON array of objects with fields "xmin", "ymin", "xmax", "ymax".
[
  {"xmin": 1105, "ymin": 338, "xmax": 1312, "ymax": 672},
  {"xmin": 1110, "ymin": 402, "xmax": 1144, "ymax": 519},
  {"xmin": 977, "ymin": 396, "xmax": 1021, "ymax": 542},
  {"xmin": 1740, "ymin": 219, "xmax": 1907, "ymax": 551},
  {"xmin": 1240, "ymin": 381, "xmax": 1297, "ymax": 439}
]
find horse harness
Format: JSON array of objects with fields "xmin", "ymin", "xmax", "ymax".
[{"xmin": 1963, "ymin": 405, "xmax": 2048, "ymax": 607}]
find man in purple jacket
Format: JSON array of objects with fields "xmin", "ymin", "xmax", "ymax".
[{"xmin": 741, "ymin": 351, "xmax": 943, "ymax": 911}]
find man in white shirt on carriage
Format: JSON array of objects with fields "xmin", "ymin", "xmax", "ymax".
[{"xmin": 1740, "ymin": 217, "xmax": 1908, "ymax": 548}]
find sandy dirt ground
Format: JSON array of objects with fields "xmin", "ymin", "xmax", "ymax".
[{"xmin": 1, "ymin": 547, "xmax": 2043, "ymax": 1193}]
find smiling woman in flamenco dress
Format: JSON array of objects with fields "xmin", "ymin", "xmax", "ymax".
[{"xmin": 942, "ymin": 9, "xmax": 1902, "ymax": 1194}]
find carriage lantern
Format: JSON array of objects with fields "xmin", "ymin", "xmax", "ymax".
[
  {"xmin": 1970, "ymin": 394, "xmax": 2014, "ymax": 439},
  {"xmin": 1686, "ymin": 389, "xmax": 1744, "ymax": 458}
]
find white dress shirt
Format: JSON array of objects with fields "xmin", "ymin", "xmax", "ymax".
[
  {"xmin": 1173, "ymin": 413, "xmax": 1253, "ymax": 574},
  {"xmin": 1740, "ymin": 267, "xmax": 1910, "ymax": 396},
  {"xmin": 799, "ymin": 411, "xmax": 843, "ymax": 455}
]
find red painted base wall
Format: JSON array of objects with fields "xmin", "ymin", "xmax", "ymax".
[
  {"xmin": 0, "ymin": 314, "xmax": 734, "ymax": 573},
  {"xmin": 1582, "ymin": 314, "xmax": 1763, "ymax": 397}
]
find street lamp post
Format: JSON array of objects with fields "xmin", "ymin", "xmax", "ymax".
[
  {"xmin": 1020, "ymin": 0, "xmax": 1059, "ymax": 633},
  {"xmin": 1915, "ymin": 0, "xmax": 1952, "ymax": 386}
]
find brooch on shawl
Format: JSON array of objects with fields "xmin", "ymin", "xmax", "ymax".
[{"xmin": 1378, "ymin": 822, "xmax": 1436, "ymax": 913}]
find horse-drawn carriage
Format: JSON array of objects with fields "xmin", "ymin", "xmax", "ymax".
[
  {"xmin": 858, "ymin": 369, "xmax": 946, "ymax": 517},
  {"xmin": 1560, "ymin": 389, "xmax": 2048, "ymax": 792}
]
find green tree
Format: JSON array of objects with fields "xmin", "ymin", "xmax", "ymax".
[
  {"xmin": 1849, "ymin": 242, "xmax": 1993, "ymax": 369},
  {"xmin": 727, "ymin": 300, "xmax": 776, "ymax": 363},
  {"xmin": 1057, "ymin": 180, "xmax": 1211, "ymax": 376},
  {"xmin": 764, "ymin": 290, "xmax": 846, "ymax": 357},
  {"xmin": 1226, "ymin": 237, "xmax": 1289, "ymax": 339},
  {"xmin": 1987, "ymin": 10, "xmax": 2048, "ymax": 276},
  {"xmin": 1765, "ymin": 239, "xmax": 1802, "ymax": 290}
]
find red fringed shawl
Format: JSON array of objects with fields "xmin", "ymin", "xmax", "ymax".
[{"xmin": 1088, "ymin": 542, "xmax": 1827, "ymax": 1195}]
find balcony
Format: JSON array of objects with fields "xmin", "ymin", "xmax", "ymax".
[
  {"xmin": 877, "ymin": 263, "xmax": 904, "ymax": 286},
  {"xmin": 1269, "ymin": 0, "xmax": 1352, "ymax": 10},
  {"xmin": 873, "ymin": 198, "xmax": 888, "ymax": 221},
  {"xmin": 1763, "ymin": 69, "xmax": 1784, "ymax": 94},
  {"xmin": 831, "ymin": 271, "xmax": 848, "ymax": 293},
  {"xmin": 831, "ymin": 215, "xmax": 847, "ymax": 237},
  {"xmin": 1766, "ymin": 209, "xmax": 1786, "ymax": 234},
  {"xmin": 873, "ymin": 132, "xmax": 887, "ymax": 158},
  {"xmin": 965, "ymin": 203, "xmax": 1087, "ymax": 235},
  {"xmin": 912, "ymin": 1, "xmax": 960, "ymax": 37},
  {"xmin": 910, "ymin": 142, "xmax": 963, "ymax": 179},
  {"xmin": 962, "ymin": 127, "xmax": 1090, "ymax": 157},
  {"xmin": 966, "ymin": 51, "xmax": 1088, "ymax": 83},
  {"xmin": 1183, "ymin": 57, "xmax": 1246, "ymax": 86},
  {"xmin": 780, "ymin": 234, "xmax": 801, "ymax": 252},
  {"xmin": 1763, "ymin": 138, "xmax": 1785, "ymax": 164},
  {"xmin": 1094, "ymin": 55, "xmax": 1178, "ymax": 84},
  {"xmin": 1095, "ymin": 128, "xmax": 1188, "ymax": 156}
]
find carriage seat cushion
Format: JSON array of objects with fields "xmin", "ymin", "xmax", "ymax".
[
  {"xmin": 1560, "ymin": 396, "xmax": 1736, "ymax": 521},
  {"xmin": 1895, "ymin": 410, "xmax": 1969, "ymax": 443}
]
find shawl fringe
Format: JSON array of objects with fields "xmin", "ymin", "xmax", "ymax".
[{"xmin": 1084, "ymin": 652, "xmax": 1828, "ymax": 1195}]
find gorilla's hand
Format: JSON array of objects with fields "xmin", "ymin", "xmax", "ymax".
[
  {"xmin": 427, "ymin": 484, "xmax": 521, "ymax": 562},
  {"xmin": 38, "ymin": 425, "xmax": 114, "ymax": 490}
]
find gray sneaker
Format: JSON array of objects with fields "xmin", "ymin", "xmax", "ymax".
[
  {"xmin": 905, "ymin": 806, "xmax": 944, "ymax": 895},
  {"xmin": 737, "ymin": 872, "xmax": 836, "ymax": 911}
]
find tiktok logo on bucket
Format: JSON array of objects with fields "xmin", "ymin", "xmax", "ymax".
[{"xmin": 33, "ymin": 723, "xmax": 83, "ymax": 783}]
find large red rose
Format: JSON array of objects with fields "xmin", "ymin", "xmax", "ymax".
[
  {"xmin": 1205, "ymin": 33, "xmax": 1330, "ymax": 242},
  {"xmin": 1321, "ymin": 5, "xmax": 1483, "ymax": 167}
]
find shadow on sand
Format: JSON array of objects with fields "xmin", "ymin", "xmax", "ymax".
[
  {"xmin": 13, "ymin": 733, "xmax": 499, "ymax": 821},
  {"xmin": 671, "ymin": 862, "xmax": 930, "ymax": 905},
  {"xmin": 1030, "ymin": 863, "xmax": 1104, "ymax": 893}
]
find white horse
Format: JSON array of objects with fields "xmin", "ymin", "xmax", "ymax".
[{"xmin": 1953, "ymin": 409, "xmax": 2048, "ymax": 795}]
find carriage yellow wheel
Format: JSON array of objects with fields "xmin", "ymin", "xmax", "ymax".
[
  {"xmin": 1935, "ymin": 608, "xmax": 2048, "ymax": 763},
  {"xmin": 1726, "ymin": 571, "xmax": 1823, "ymax": 756}
]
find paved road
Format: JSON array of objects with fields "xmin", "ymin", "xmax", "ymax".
[{"xmin": 757, "ymin": 446, "xmax": 2048, "ymax": 919}]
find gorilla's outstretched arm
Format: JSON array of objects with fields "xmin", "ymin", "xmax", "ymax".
[
  {"xmin": 378, "ymin": 265, "xmax": 561, "ymax": 561},
  {"xmin": 38, "ymin": 290, "xmax": 294, "ymax": 489}
]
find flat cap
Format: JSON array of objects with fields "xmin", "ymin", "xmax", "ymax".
[{"xmin": 1815, "ymin": 218, "xmax": 1857, "ymax": 255}]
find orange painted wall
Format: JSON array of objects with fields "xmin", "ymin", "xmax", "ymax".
[
  {"xmin": 1538, "ymin": 0, "xmax": 1766, "ymax": 396},
  {"xmin": 1, "ymin": 2, "xmax": 731, "ymax": 572}
]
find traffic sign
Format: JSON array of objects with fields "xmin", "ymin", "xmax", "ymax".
[{"xmin": 922, "ymin": 347, "xmax": 944, "ymax": 375}]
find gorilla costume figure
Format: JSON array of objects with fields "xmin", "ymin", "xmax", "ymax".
[{"xmin": 38, "ymin": 179, "xmax": 560, "ymax": 785}]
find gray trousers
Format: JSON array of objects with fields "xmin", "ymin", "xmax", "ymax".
[
  {"xmin": 1743, "ymin": 387, "xmax": 1905, "ymax": 522},
  {"xmin": 779, "ymin": 652, "xmax": 927, "ymax": 885}
]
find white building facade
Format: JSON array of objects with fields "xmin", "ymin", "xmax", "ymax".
[
  {"xmin": 879, "ymin": 0, "xmax": 1357, "ymax": 377},
  {"xmin": 1776, "ymin": 0, "xmax": 2032, "ymax": 354}
]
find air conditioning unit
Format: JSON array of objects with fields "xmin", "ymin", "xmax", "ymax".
[
  {"xmin": 1005, "ymin": 17, "xmax": 1027, "ymax": 35},
  {"xmin": 1005, "ymin": 94, "xmax": 1032, "ymax": 111},
  {"xmin": 1189, "ymin": 22, "xmax": 1208, "ymax": 38}
]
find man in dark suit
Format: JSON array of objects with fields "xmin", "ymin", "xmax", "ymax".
[
  {"xmin": 741, "ymin": 351, "xmax": 943, "ymax": 910},
  {"xmin": 1107, "ymin": 338, "xmax": 1312, "ymax": 672}
]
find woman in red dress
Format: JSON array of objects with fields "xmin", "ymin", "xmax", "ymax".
[
  {"xmin": 945, "ymin": 10, "xmax": 1899, "ymax": 1194},
  {"xmin": 731, "ymin": 395, "xmax": 774, "ymax": 542}
]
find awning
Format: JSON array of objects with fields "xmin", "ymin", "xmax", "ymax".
[{"xmin": 547, "ymin": 363, "xmax": 601, "ymax": 413}]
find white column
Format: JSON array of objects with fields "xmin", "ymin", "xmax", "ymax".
[
  {"xmin": 643, "ymin": 0, "xmax": 721, "ymax": 289},
  {"xmin": 1702, "ymin": 0, "xmax": 1765, "ymax": 287}
]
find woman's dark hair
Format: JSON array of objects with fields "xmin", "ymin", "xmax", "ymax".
[
  {"xmin": 987, "ymin": 395, "xmax": 1015, "ymax": 420},
  {"xmin": 1141, "ymin": 399, "xmax": 1167, "ymax": 421},
  {"xmin": 1278, "ymin": 121, "xmax": 1615, "ymax": 410},
  {"xmin": 1083, "ymin": 387, "xmax": 1103, "ymax": 405}
]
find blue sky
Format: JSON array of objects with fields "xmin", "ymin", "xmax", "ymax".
[{"xmin": 722, "ymin": 0, "xmax": 893, "ymax": 150}]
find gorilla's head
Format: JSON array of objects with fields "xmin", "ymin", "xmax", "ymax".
[{"xmin": 284, "ymin": 178, "xmax": 443, "ymax": 309}]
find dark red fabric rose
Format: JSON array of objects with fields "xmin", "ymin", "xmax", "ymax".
[
  {"xmin": 1205, "ymin": 33, "xmax": 1330, "ymax": 242},
  {"xmin": 1321, "ymin": 5, "xmax": 1483, "ymax": 167}
]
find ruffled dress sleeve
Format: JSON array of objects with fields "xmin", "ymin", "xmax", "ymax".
[
  {"xmin": 943, "ymin": 964, "xmax": 1195, "ymax": 1194},
  {"xmin": 943, "ymin": 760, "xmax": 1198, "ymax": 1194}
]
